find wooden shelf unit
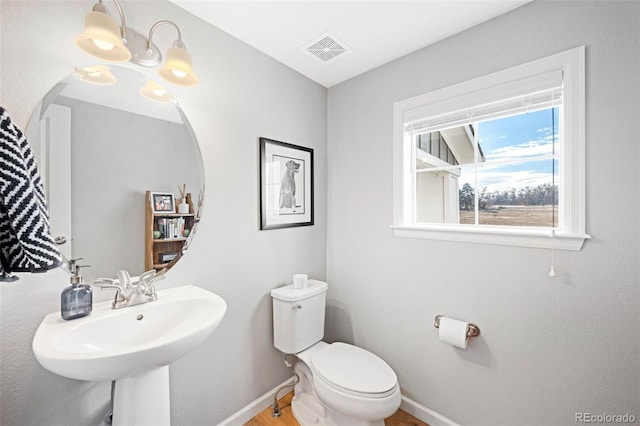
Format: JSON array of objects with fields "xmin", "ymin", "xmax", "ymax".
[{"xmin": 145, "ymin": 191, "xmax": 195, "ymax": 272}]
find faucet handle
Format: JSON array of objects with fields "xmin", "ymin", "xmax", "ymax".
[
  {"xmin": 140, "ymin": 269, "xmax": 166, "ymax": 285},
  {"xmin": 139, "ymin": 269, "xmax": 157, "ymax": 283},
  {"xmin": 117, "ymin": 270, "xmax": 132, "ymax": 289},
  {"xmin": 138, "ymin": 269, "xmax": 164, "ymax": 297},
  {"xmin": 94, "ymin": 277, "xmax": 120, "ymax": 289},
  {"xmin": 94, "ymin": 278, "xmax": 126, "ymax": 307}
]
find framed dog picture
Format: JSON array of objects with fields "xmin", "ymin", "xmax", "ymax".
[
  {"xmin": 259, "ymin": 137, "xmax": 314, "ymax": 230},
  {"xmin": 150, "ymin": 192, "xmax": 176, "ymax": 213}
]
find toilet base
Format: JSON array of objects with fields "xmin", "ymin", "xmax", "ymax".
[
  {"xmin": 292, "ymin": 393, "xmax": 385, "ymax": 426},
  {"xmin": 291, "ymin": 359, "xmax": 387, "ymax": 426}
]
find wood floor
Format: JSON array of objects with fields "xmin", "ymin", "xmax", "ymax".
[{"xmin": 243, "ymin": 392, "xmax": 429, "ymax": 426}]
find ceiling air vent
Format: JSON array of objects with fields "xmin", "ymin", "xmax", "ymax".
[{"xmin": 303, "ymin": 32, "xmax": 351, "ymax": 64}]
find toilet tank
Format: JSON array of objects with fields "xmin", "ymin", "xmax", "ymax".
[{"xmin": 271, "ymin": 280, "xmax": 328, "ymax": 354}]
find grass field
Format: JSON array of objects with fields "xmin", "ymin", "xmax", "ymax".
[{"xmin": 459, "ymin": 205, "xmax": 558, "ymax": 227}]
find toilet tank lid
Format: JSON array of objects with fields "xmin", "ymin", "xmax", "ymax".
[{"xmin": 271, "ymin": 280, "xmax": 328, "ymax": 301}]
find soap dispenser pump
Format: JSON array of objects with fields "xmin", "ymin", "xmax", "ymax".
[{"xmin": 61, "ymin": 259, "xmax": 93, "ymax": 320}]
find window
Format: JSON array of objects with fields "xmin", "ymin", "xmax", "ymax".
[{"xmin": 392, "ymin": 47, "xmax": 589, "ymax": 250}]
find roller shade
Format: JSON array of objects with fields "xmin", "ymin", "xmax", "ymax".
[{"xmin": 405, "ymin": 70, "xmax": 563, "ymax": 135}]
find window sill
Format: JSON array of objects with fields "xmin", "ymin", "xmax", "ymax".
[{"xmin": 391, "ymin": 224, "xmax": 590, "ymax": 251}]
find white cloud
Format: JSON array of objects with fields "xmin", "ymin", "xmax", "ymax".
[
  {"xmin": 459, "ymin": 169, "xmax": 553, "ymax": 192},
  {"xmin": 481, "ymin": 125, "xmax": 557, "ymax": 160},
  {"xmin": 485, "ymin": 141, "xmax": 552, "ymax": 160},
  {"xmin": 459, "ymin": 124, "xmax": 558, "ymax": 192}
]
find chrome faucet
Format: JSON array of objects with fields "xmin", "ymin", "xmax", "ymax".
[{"xmin": 95, "ymin": 269, "xmax": 164, "ymax": 309}]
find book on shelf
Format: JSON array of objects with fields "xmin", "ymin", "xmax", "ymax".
[{"xmin": 157, "ymin": 216, "xmax": 185, "ymax": 239}]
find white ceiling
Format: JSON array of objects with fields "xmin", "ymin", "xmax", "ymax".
[{"xmin": 169, "ymin": 0, "xmax": 532, "ymax": 88}]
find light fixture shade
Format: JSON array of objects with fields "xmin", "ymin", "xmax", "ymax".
[
  {"xmin": 158, "ymin": 47, "xmax": 198, "ymax": 86},
  {"xmin": 75, "ymin": 11, "xmax": 131, "ymax": 62},
  {"xmin": 73, "ymin": 65, "xmax": 116, "ymax": 85},
  {"xmin": 140, "ymin": 80, "xmax": 174, "ymax": 103}
]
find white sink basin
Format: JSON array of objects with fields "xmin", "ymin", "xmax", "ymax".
[{"xmin": 33, "ymin": 285, "xmax": 226, "ymax": 382}]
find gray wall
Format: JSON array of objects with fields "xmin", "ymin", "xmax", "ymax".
[
  {"xmin": 0, "ymin": 1, "xmax": 326, "ymax": 425},
  {"xmin": 326, "ymin": 2, "xmax": 639, "ymax": 426},
  {"xmin": 1, "ymin": 1, "xmax": 638, "ymax": 426}
]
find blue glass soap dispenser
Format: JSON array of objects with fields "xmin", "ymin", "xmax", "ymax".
[{"xmin": 61, "ymin": 259, "xmax": 93, "ymax": 320}]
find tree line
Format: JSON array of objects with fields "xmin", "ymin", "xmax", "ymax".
[{"xmin": 459, "ymin": 183, "xmax": 558, "ymax": 211}]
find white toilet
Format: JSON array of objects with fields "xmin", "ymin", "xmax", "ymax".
[{"xmin": 271, "ymin": 280, "xmax": 401, "ymax": 426}]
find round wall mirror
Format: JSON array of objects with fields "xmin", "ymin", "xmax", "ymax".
[{"xmin": 26, "ymin": 65, "xmax": 204, "ymax": 278}]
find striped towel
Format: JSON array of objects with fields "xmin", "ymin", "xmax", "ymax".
[{"xmin": 0, "ymin": 106, "xmax": 61, "ymax": 274}]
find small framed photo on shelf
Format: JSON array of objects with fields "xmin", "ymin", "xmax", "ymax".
[
  {"xmin": 150, "ymin": 192, "xmax": 175, "ymax": 213},
  {"xmin": 259, "ymin": 137, "xmax": 314, "ymax": 230}
]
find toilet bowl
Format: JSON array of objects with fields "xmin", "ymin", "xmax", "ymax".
[
  {"xmin": 271, "ymin": 280, "xmax": 401, "ymax": 426},
  {"xmin": 293, "ymin": 341, "xmax": 401, "ymax": 425}
]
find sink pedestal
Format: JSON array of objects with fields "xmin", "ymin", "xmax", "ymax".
[{"xmin": 113, "ymin": 366, "xmax": 170, "ymax": 426}]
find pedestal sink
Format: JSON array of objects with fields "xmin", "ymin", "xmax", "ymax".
[{"xmin": 33, "ymin": 285, "xmax": 226, "ymax": 425}]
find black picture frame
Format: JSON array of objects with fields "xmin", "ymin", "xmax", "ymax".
[
  {"xmin": 259, "ymin": 137, "xmax": 314, "ymax": 230},
  {"xmin": 150, "ymin": 192, "xmax": 176, "ymax": 213}
]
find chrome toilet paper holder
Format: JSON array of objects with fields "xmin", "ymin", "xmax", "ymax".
[{"xmin": 434, "ymin": 314, "xmax": 481, "ymax": 338}]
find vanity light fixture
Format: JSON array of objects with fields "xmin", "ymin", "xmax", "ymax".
[
  {"xmin": 73, "ymin": 65, "xmax": 117, "ymax": 85},
  {"xmin": 75, "ymin": 0, "xmax": 198, "ymax": 87},
  {"xmin": 75, "ymin": 1, "xmax": 130, "ymax": 62},
  {"xmin": 140, "ymin": 80, "xmax": 174, "ymax": 103}
]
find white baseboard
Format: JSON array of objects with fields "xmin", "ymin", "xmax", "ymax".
[
  {"xmin": 217, "ymin": 378, "xmax": 297, "ymax": 426},
  {"xmin": 400, "ymin": 395, "xmax": 461, "ymax": 426},
  {"xmin": 217, "ymin": 379, "xmax": 459, "ymax": 426}
]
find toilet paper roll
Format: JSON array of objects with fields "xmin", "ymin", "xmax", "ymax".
[
  {"xmin": 293, "ymin": 274, "xmax": 308, "ymax": 289},
  {"xmin": 438, "ymin": 316, "xmax": 469, "ymax": 349}
]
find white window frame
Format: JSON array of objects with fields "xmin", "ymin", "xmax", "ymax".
[{"xmin": 392, "ymin": 46, "xmax": 590, "ymax": 251}]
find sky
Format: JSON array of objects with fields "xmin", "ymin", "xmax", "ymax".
[{"xmin": 458, "ymin": 107, "xmax": 559, "ymax": 193}]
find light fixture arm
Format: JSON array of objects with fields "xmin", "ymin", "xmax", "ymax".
[
  {"xmin": 95, "ymin": 0, "xmax": 128, "ymax": 41},
  {"xmin": 147, "ymin": 20, "xmax": 186, "ymax": 51}
]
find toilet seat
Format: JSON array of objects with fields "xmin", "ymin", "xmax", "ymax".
[{"xmin": 310, "ymin": 343, "xmax": 398, "ymax": 399}]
